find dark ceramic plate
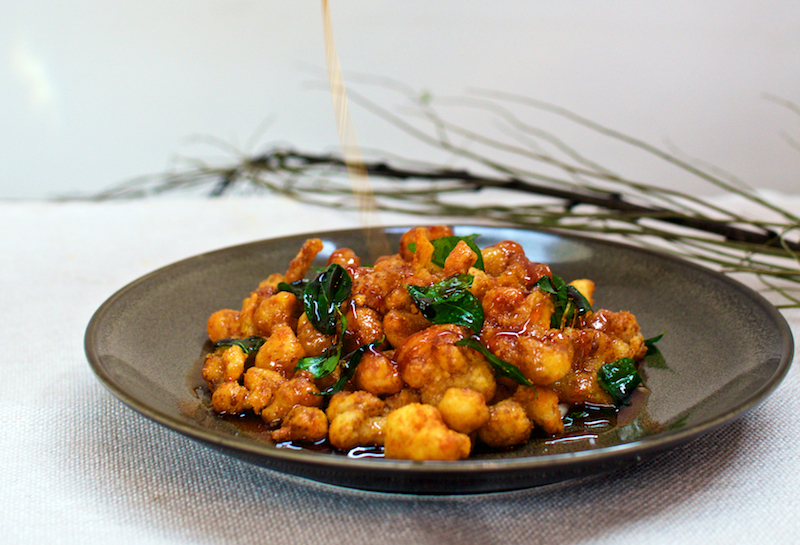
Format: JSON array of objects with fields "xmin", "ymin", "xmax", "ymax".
[{"xmin": 85, "ymin": 226, "xmax": 793, "ymax": 494}]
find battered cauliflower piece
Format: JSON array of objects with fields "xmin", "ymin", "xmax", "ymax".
[
  {"xmin": 296, "ymin": 312, "xmax": 335, "ymax": 357},
  {"xmin": 395, "ymin": 324, "xmax": 496, "ymax": 406},
  {"xmin": 512, "ymin": 385, "xmax": 564, "ymax": 435},
  {"xmin": 284, "ymin": 238, "xmax": 324, "ymax": 283},
  {"xmin": 243, "ymin": 367, "xmax": 286, "ymax": 415},
  {"xmin": 443, "ymin": 240, "xmax": 478, "ymax": 276},
  {"xmin": 326, "ymin": 391, "xmax": 386, "ymax": 450},
  {"xmin": 254, "ymin": 324, "xmax": 305, "ymax": 377},
  {"xmin": 206, "ymin": 309, "xmax": 240, "ymax": 343},
  {"xmin": 271, "ymin": 406, "xmax": 328, "ymax": 444},
  {"xmin": 384, "ymin": 403, "xmax": 472, "ymax": 461},
  {"xmin": 552, "ymin": 310, "xmax": 646, "ymax": 405},
  {"xmin": 352, "ymin": 350, "xmax": 403, "ymax": 396},
  {"xmin": 478, "ymin": 398, "xmax": 532, "ymax": 448},
  {"xmin": 437, "ymin": 387, "xmax": 490, "ymax": 435},
  {"xmin": 202, "ymin": 345, "xmax": 247, "ymax": 392},
  {"xmin": 211, "ymin": 381, "xmax": 250, "ymax": 415},
  {"xmin": 382, "ymin": 308, "xmax": 431, "ymax": 349},
  {"xmin": 261, "ymin": 371, "xmax": 323, "ymax": 427},
  {"xmin": 254, "ymin": 291, "xmax": 301, "ymax": 336}
]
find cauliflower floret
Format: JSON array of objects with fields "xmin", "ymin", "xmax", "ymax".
[
  {"xmin": 243, "ymin": 367, "xmax": 286, "ymax": 415},
  {"xmin": 384, "ymin": 403, "xmax": 471, "ymax": 461},
  {"xmin": 284, "ymin": 238, "xmax": 324, "ymax": 283},
  {"xmin": 271, "ymin": 406, "xmax": 328, "ymax": 444},
  {"xmin": 206, "ymin": 309, "xmax": 240, "ymax": 343},
  {"xmin": 211, "ymin": 381, "xmax": 250, "ymax": 415},
  {"xmin": 352, "ymin": 350, "xmax": 403, "ymax": 396},
  {"xmin": 202, "ymin": 345, "xmax": 247, "ymax": 392},
  {"xmin": 254, "ymin": 324, "xmax": 305, "ymax": 377},
  {"xmin": 512, "ymin": 385, "xmax": 564, "ymax": 435},
  {"xmin": 261, "ymin": 371, "xmax": 323, "ymax": 427},
  {"xmin": 326, "ymin": 391, "xmax": 386, "ymax": 451},
  {"xmin": 395, "ymin": 324, "xmax": 496, "ymax": 406},
  {"xmin": 254, "ymin": 291, "xmax": 301, "ymax": 336},
  {"xmin": 478, "ymin": 399, "xmax": 532, "ymax": 448},
  {"xmin": 437, "ymin": 387, "xmax": 489, "ymax": 435}
]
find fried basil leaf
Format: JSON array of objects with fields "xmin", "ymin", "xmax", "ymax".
[
  {"xmin": 317, "ymin": 338, "xmax": 384, "ymax": 396},
  {"xmin": 409, "ymin": 234, "xmax": 485, "ymax": 271},
  {"xmin": 303, "ymin": 263, "xmax": 352, "ymax": 335},
  {"xmin": 535, "ymin": 275, "xmax": 593, "ymax": 328},
  {"xmin": 212, "ymin": 336, "xmax": 265, "ymax": 355},
  {"xmin": 294, "ymin": 311, "xmax": 348, "ymax": 380},
  {"xmin": 277, "ymin": 279, "xmax": 308, "ymax": 299},
  {"xmin": 456, "ymin": 337, "xmax": 534, "ymax": 388},
  {"xmin": 407, "ymin": 274, "xmax": 484, "ymax": 334},
  {"xmin": 295, "ymin": 345, "xmax": 342, "ymax": 378},
  {"xmin": 643, "ymin": 332, "xmax": 669, "ymax": 369},
  {"xmin": 597, "ymin": 357, "xmax": 642, "ymax": 406}
]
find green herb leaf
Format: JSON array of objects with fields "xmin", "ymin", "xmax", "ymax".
[
  {"xmin": 303, "ymin": 263, "xmax": 352, "ymax": 335},
  {"xmin": 409, "ymin": 234, "xmax": 485, "ymax": 271},
  {"xmin": 643, "ymin": 332, "xmax": 669, "ymax": 369},
  {"xmin": 277, "ymin": 279, "xmax": 308, "ymax": 299},
  {"xmin": 456, "ymin": 337, "xmax": 534, "ymax": 387},
  {"xmin": 597, "ymin": 357, "xmax": 642, "ymax": 406},
  {"xmin": 212, "ymin": 336, "xmax": 265, "ymax": 355},
  {"xmin": 317, "ymin": 338, "xmax": 384, "ymax": 396},
  {"xmin": 407, "ymin": 274, "xmax": 484, "ymax": 333},
  {"xmin": 295, "ymin": 345, "xmax": 342, "ymax": 378},
  {"xmin": 535, "ymin": 275, "xmax": 593, "ymax": 328}
]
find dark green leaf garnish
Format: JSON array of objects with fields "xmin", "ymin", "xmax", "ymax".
[
  {"xmin": 212, "ymin": 336, "xmax": 265, "ymax": 355},
  {"xmin": 317, "ymin": 338, "xmax": 384, "ymax": 396},
  {"xmin": 295, "ymin": 345, "xmax": 342, "ymax": 378},
  {"xmin": 433, "ymin": 235, "xmax": 485, "ymax": 271},
  {"xmin": 535, "ymin": 275, "xmax": 593, "ymax": 328},
  {"xmin": 407, "ymin": 274, "xmax": 484, "ymax": 333},
  {"xmin": 294, "ymin": 311, "xmax": 349, "ymax": 379},
  {"xmin": 456, "ymin": 337, "xmax": 534, "ymax": 387},
  {"xmin": 277, "ymin": 279, "xmax": 308, "ymax": 299},
  {"xmin": 303, "ymin": 263, "xmax": 352, "ymax": 335},
  {"xmin": 643, "ymin": 332, "xmax": 669, "ymax": 369},
  {"xmin": 597, "ymin": 357, "xmax": 642, "ymax": 406}
]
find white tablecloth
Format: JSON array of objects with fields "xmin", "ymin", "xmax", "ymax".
[{"xmin": 3, "ymin": 195, "xmax": 798, "ymax": 544}]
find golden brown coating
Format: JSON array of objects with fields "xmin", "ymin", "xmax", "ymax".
[
  {"xmin": 437, "ymin": 387, "xmax": 490, "ymax": 435},
  {"xmin": 398, "ymin": 225, "xmax": 454, "ymax": 261},
  {"xmin": 271, "ymin": 406, "xmax": 329, "ymax": 444},
  {"xmin": 443, "ymin": 240, "xmax": 479, "ymax": 277},
  {"xmin": 201, "ymin": 226, "xmax": 649, "ymax": 460},
  {"xmin": 202, "ymin": 345, "xmax": 247, "ymax": 392},
  {"xmin": 206, "ymin": 309, "xmax": 240, "ymax": 343},
  {"xmin": 296, "ymin": 312, "xmax": 335, "ymax": 357},
  {"xmin": 352, "ymin": 350, "xmax": 404, "ymax": 396},
  {"xmin": 382, "ymin": 308, "xmax": 431, "ymax": 349},
  {"xmin": 395, "ymin": 324, "xmax": 496, "ymax": 406},
  {"xmin": 477, "ymin": 398, "xmax": 532, "ymax": 448},
  {"xmin": 343, "ymin": 304, "xmax": 386, "ymax": 352},
  {"xmin": 327, "ymin": 247, "xmax": 361, "ymax": 269},
  {"xmin": 261, "ymin": 371, "xmax": 323, "ymax": 427},
  {"xmin": 552, "ymin": 310, "xmax": 646, "ymax": 405},
  {"xmin": 326, "ymin": 391, "xmax": 386, "ymax": 450},
  {"xmin": 254, "ymin": 324, "xmax": 305, "ymax": 377},
  {"xmin": 284, "ymin": 238, "xmax": 324, "ymax": 283},
  {"xmin": 384, "ymin": 403, "xmax": 471, "ymax": 461},
  {"xmin": 211, "ymin": 381, "xmax": 250, "ymax": 415},
  {"xmin": 254, "ymin": 291, "xmax": 300, "ymax": 336},
  {"xmin": 243, "ymin": 367, "xmax": 286, "ymax": 415},
  {"xmin": 512, "ymin": 385, "xmax": 564, "ymax": 435}
]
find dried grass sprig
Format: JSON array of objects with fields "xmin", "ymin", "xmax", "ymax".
[{"xmin": 88, "ymin": 78, "xmax": 800, "ymax": 308}]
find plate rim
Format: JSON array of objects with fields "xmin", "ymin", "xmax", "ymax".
[{"xmin": 84, "ymin": 224, "xmax": 795, "ymax": 482}]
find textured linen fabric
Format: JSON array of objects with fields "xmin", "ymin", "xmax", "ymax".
[{"xmin": 2, "ymin": 196, "xmax": 798, "ymax": 544}]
